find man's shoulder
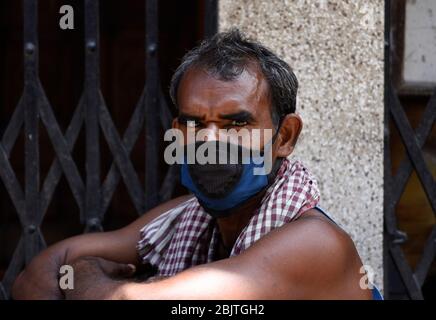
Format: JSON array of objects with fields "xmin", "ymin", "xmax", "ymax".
[
  {"xmin": 295, "ymin": 208, "xmax": 350, "ymax": 243},
  {"xmin": 160, "ymin": 194, "xmax": 196, "ymax": 211},
  {"xmin": 129, "ymin": 195, "xmax": 195, "ymax": 232},
  {"xmin": 146, "ymin": 194, "xmax": 194, "ymax": 218},
  {"xmin": 254, "ymin": 208, "xmax": 356, "ymax": 265},
  {"xmin": 238, "ymin": 207, "xmax": 369, "ymax": 298},
  {"xmin": 290, "ymin": 208, "xmax": 356, "ymax": 258}
]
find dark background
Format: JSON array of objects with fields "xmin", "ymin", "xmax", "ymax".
[{"xmin": 0, "ymin": 0, "xmax": 205, "ymax": 279}]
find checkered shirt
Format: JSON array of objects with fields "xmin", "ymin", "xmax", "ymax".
[{"xmin": 136, "ymin": 158, "xmax": 320, "ymax": 277}]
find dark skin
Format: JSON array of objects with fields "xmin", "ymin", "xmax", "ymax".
[
  {"xmin": 173, "ymin": 65, "xmax": 293, "ymax": 251},
  {"xmin": 11, "ymin": 63, "xmax": 372, "ymax": 300}
]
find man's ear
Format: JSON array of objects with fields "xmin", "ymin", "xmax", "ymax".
[
  {"xmin": 172, "ymin": 117, "xmax": 179, "ymax": 129},
  {"xmin": 275, "ymin": 114, "xmax": 303, "ymax": 157}
]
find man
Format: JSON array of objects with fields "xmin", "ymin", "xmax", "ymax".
[{"xmin": 12, "ymin": 30, "xmax": 374, "ymax": 300}]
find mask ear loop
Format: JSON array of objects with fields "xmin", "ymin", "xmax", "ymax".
[
  {"xmin": 272, "ymin": 114, "xmax": 285, "ymax": 143},
  {"xmin": 263, "ymin": 114, "xmax": 286, "ymax": 183},
  {"xmin": 261, "ymin": 114, "xmax": 285, "ymax": 156}
]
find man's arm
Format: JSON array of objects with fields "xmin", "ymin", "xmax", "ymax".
[
  {"xmin": 11, "ymin": 195, "xmax": 193, "ymax": 300},
  {"xmin": 66, "ymin": 210, "xmax": 373, "ymax": 300}
]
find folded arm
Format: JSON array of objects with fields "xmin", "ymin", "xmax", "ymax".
[
  {"xmin": 11, "ymin": 195, "xmax": 192, "ymax": 300},
  {"xmin": 66, "ymin": 211, "xmax": 373, "ymax": 300}
]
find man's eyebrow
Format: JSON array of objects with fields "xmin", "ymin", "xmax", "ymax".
[
  {"xmin": 219, "ymin": 111, "xmax": 255, "ymax": 122},
  {"xmin": 178, "ymin": 113, "xmax": 203, "ymax": 122}
]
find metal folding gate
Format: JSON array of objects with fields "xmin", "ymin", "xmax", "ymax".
[
  {"xmin": 0, "ymin": 0, "xmax": 217, "ymax": 299},
  {"xmin": 384, "ymin": 0, "xmax": 436, "ymax": 300}
]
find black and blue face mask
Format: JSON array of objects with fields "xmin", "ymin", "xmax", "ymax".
[{"xmin": 180, "ymin": 138, "xmax": 283, "ymax": 218}]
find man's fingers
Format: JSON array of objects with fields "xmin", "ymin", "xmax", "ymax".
[
  {"xmin": 114, "ymin": 263, "xmax": 136, "ymax": 277},
  {"xmin": 101, "ymin": 260, "xmax": 136, "ymax": 278},
  {"xmin": 70, "ymin": 256, "xmax": 137, "ymax": 279}
]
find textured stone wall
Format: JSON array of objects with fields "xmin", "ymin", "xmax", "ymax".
[{"xmin": 219, "ymin": 0, "xmax": 384, "ymax": 289}]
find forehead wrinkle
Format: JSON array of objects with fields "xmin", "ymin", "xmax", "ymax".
[
  {"xmin": 178, "ymin": 64, "xmax": 270, "ymax": 117},
  {"xmin": 209, "ymin": 67, "xmax": 268, "ymax": 113},
  {"xmin": 238, "ymin": 63, "xmax": 271, "ymax": 118},
  {"xmin": 247, "ymin": 66, "xmax": 269, "ymax": 109}
]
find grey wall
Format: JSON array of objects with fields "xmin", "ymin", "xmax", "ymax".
[{"xmin": 219, "ymin": 0, "xmax": 384, "ymax": 289}]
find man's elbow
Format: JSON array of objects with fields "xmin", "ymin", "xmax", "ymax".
[
  {"xmin": 11, "ymin": 269, "xmax": 30, "ymax": 300},
  {"xmin": 10, "ymin": 250, "xmax": 65, "ymax": 300}
]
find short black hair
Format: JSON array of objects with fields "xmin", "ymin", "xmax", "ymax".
[{"xmin": 169, "ymin": 29, "xmax": 298, "ymax": 126}]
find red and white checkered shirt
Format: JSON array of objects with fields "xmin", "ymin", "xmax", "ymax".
[{"xmin": 136, "ymin": 158, "xmax": 320, "ymax": 277}]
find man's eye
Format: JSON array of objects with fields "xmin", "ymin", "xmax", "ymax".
[
  {"xmin": 186, "ymin": 120, "xmax": 200, "ymax": 128},
  {"xmin": 231, "ymin": 120, "xmax": 248, "ymax": 127}
]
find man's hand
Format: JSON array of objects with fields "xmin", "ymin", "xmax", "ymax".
[
  {"xmin": 63, "ymin": 257, "xmax": 135, "ymax": 300},
  {"xmin": 11, "ymin": 195, "xmax": 191, "ymax": 300},
  {"xmin": 74, "ymin": 256, "xmax": 136, "ymax": 279}
]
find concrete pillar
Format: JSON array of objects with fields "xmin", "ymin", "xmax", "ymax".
[{"xmin": 220, "ymin": 0, "xmax": 384, "ymax": 289}]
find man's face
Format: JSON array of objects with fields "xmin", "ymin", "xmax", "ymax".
[{"xmin": 173, "ymin": 64, "xmax": 278, "ymax": 158}]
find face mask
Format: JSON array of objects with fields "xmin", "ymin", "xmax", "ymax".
[{"xmin": 180, "ymin": 135, "xmax": 282, "ymax": 218}]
